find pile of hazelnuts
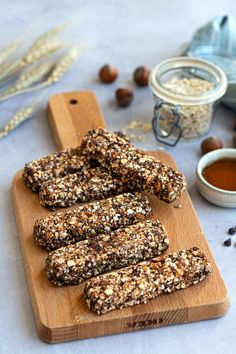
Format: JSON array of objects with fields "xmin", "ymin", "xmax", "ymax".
[{"xmin": 99, "ymin": 64, "xmax": 150, "ymax": 107}]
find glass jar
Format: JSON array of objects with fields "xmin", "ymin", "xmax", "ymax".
[{"xmin": 149, "ymin": 57, "xmax": 228, "ymax": 146}]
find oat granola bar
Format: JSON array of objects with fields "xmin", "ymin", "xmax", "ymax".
[
  {"xmin": 39, "ymin": 166, "xmax": 137, "ymax": 209},
  {"xmin": 22, "ymin": 146, "xmax": 94, "ymax": 192},
  {"xmin": 46, "ymin": 220, "xmax": 169, "ymax": 286},
  {"xmin": 81, "ymin": 128, "xmax": 186, "ymax": 203},
  {"xmin": 84, "ymin": 247, "xmax": 212, "ymax": 315},
  {"xmin": 22, "ymin": 131, "xmax": 127, "ymax": 192},
  {"xmin": 34, "ymin": 192, "xmax": 152, "ymax": 251}
]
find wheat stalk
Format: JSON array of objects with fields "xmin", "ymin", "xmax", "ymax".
[
  {"xmin": 0, "ymin": 22, "xmax": 83, "ymax": 138},
  {"xmin": 0, "ymin": 61, "xmax": 53, "ymax": 101},
  {"xmin": 14, "ymin": 61, "xmax": 53, "ymax": 88},
  {"xmin": 21, "ymin": 38, "xmax": 63, "ymax": 66},
  {"xmin": 0, "ymin": 22, "xmax": 68, "ymax": 82},
  {"xmin": 0, "ymin": 39, "xmax": 63, "ymax": 83},
  {"xmin": 0, "ymin": 104, "xmax": 37, "ymax": 138},
  {"xmin": 0, "ymin": 47, "xmax": 81, "ymax": 102},
  {"xmin": 45, "ymin": 47, "xmax": 79, "ymax": 85},
  {"xmin": 28, "ymin": 21, "xmax": 69, "ymax": 53},
  {"xmin": 0, "ymin": 38, "xmax": 22, "ymax": 65}
]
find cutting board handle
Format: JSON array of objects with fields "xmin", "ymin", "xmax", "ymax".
[{"xmin": 48, "ymin": 91, "xmax": 106, "ymax": 151}]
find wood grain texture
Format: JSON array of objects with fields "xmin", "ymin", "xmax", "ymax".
[
  {"xmin": 12, "ymin": 91, "xmax": 229, "ymax": 343},
  {"xmin": 48, "ymin": 91, "xmax": 106, "ymax": 150}
]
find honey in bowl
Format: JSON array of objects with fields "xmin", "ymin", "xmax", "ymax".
[{"xmin": 202, "ymin": 158, "xmax": 236, "ymax": 192}]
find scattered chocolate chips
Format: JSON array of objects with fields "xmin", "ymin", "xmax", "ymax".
[
  {"xmin": 228, "ymin": 227, "xmax": 236, "ymax": 235},
  {"xmin": 223, "ymin": 238, "xmax": 232, "ymax": 247}
]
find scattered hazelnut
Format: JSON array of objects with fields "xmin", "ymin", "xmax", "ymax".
[
  {"xmin": 115, "ymin": 88, "xmax": 134, "ymax": 107},
  {"xmin": 233, "ymin": 132, "xmax": 236, "ymax": 147},
  {"xmin": 201, "ymin": 136, "xmax": 223, "ymax": 155},
  {"xmin": 133, "ymin": 66, "xmax": 150, "ymax": 86},
  {"xmin": 99, "ymin": 64, "xmax": 118, "ymax": 83}
]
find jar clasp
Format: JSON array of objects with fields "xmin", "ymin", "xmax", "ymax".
[{"xmin": 152, "ymin": 101, "xmax": 182, "ymax": 147}]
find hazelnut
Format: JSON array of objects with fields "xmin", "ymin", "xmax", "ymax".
[
  {"xmin": 133, "ymin": 66, "xmax": 150, "ymax": 86},
  {"xmin": 115, "ymin": 88, "xmax": 134, "ymax": 107},
  {"xmin": 233, "ymin": 132, "xmax": 236, "ymax": 147},
  {"xmin": 201, "ymin": 136, "xmax": 223, "ymax": 155},
  {"xmin": 99, "ymin": 64, "xmax": 118, "ymax": 83}
]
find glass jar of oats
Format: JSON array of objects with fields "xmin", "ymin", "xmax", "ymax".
[{"xmin": 149, "ymin": 57, "xmax": 227, "ymax": 146}]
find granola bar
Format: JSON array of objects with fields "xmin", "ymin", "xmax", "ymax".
[
  {"xmin": 22, "ymin": 146, "xmax": 94, "ymax": 192},
  {"xmin": 34, "ymin": 192, "xmax": 152, "ymax": 251},
  {"xmin": 22, "ymin": 131, "xmax": 127, "ymax": 192},
  {"xmin": 46, "ymin": 220, "xmax": 169, "ymax": 286},
  {"xmin": 84, "ymin": 247, "xmax": 212, "ymax": 315},
  {"xmin": 38, "ymin": 166, "xmax": 137, "ymax": 210},
  {"xmin": 81, "ymin": 128, "xmax": 186, "ymax": 203}
]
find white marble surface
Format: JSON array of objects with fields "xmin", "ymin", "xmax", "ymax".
[{"xmin": 1, "ymin": 1, "xmax": 236, "ymax": 353}]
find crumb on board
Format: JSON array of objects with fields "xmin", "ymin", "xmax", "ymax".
[
  {"xmin": 174, "ymin": 203, "xmax": 181, "ymax": 209},
  {"xmin": 121, "ymin": 120, "xmax": 152, "ymax": 142}
]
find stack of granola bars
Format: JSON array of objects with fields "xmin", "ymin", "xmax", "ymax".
[{"xmin": 22, "ymin": 128, "xmax": 212, "ymax": 315}]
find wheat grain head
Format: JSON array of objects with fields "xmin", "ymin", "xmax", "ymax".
[
  {"xmin": 0, "ymin": 105, "xmax": 35, "ymax": 138},
  {"xmin": 0, "ymin": 61, "xmax": 54, "ymax": 99},
  {"xmin": 45, "ymin": 47, "xmax": 80, "ymax": 85},
  {"xmin": 21, "ymin": 39, "xmax": 63, "ymax": 66},
  {"xmin": 28, "ymin": 21, "xmax": 69, "ymax": 53},
  {"xmin": 0, "ymin": 38, "xmax": 22, "ymax": 65}
]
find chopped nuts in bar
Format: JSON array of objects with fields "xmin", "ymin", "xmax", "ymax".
[
  {"xmin": 34, "ymin": 192, "xmax": 152, "ymax": 250},
  {"xmin": 81, "ymin": 128, "xmax": 186, "ymax": 203},
  {"xmin": 22, "ymin": 146, "xmax": 89, "ymax": 192},
  {"xmin": 46, "ymin": 220, "xmax": 169, "ymax": 286},
  {"xmin": 84, "ymin": 247, "xmax": 212, "ymax": 315},
  {"xmin": 38, "ymin": 166, "xmax": 138, "ymax": 210}
]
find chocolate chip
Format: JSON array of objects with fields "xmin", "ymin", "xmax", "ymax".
[
  {"xmin": 89, "ymin": 159, "xmax": 100, "ymax": 168},
  {"xmin": 66, "ymin": 166, "xmax": 76, "ymax": 174},
  {"xmin": 228, "ymin": 227, "xmax": 236, "ymax": 235},
  {"xmin": 69, "ymin": 228, "xmax": 79, "ymax": 238},
  {"xmin": 224, "ymin": 238, "xmax": 232, "ymax": 247}
]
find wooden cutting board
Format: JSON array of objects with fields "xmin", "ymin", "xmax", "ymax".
[{"xmin": 12, "ymin": 91, "xmax": 229, "ymax": 344}]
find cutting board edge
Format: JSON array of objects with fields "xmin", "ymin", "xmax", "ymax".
[
  {"xmin": 11, "ymin": 91, "xmax": 230, "ymax": 344},
  {"xmin": 35, "ymin": 296, "xmax": 230, "ymax": 344},
  {"xmin": 11, "ymin": 175, "xmax": 44, "ymax": 340},
  {"xmin": 11, "ymin": 166, "xmax": 230, "ymax": 344}
]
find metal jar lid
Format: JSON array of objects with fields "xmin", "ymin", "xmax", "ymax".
[{"xmin": 149, "ymin": 57, "xmax": 228, "ymax": 106}]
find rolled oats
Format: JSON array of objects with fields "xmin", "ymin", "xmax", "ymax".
[
  {"xmin": 84, "ymin": 247, "xmax": 212, "ymax": 315},
  {"xmin": 22, "ymin": 146, "xmax": 89, "ymax": 192},
  {"xmin": 46, "ymin": 220, "xmax": 169, "ymax": 286},
  {"xmin": 39, "ymin": 166, "xmax": 136, "ymax": 210},
  {"xmin": 34, "ymin": 192, "xmax": 152, "ymax": 251},
  {"xmin": 81, "ymin": 128, "xmax": 186, "ymax": 203},
  {"xmin": 160, "ymin": 77, "xmax": 214, "ymax": 139}
]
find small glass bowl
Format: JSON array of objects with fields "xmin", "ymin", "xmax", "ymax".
[
  {"xmin": 196, "ymin": 148, "xmax": 236, "ymax": 208},
  {"xmin": 149, "ymin": 57, "xmax": 228, "ymax": 146}
]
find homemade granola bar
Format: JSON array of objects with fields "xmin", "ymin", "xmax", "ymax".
[
  {"xmin": 46, "ymin": 220, "xmax": 169, "ymax": 286},
  {"xmin": 81, "ymin": 128, "xmax": 186, "ymax": 203},
  {"xmin": 39, "ymin": 166, "xmax": 137, "ymax": 209},
  {"xmin": 84, "ymin": 247, "xmax": 212, "ymax": 315},
  {"xmin": 22, "ymin": 146, "xmax": 94, "ymax": 192},
  {"xmin": 22, "ymin": 130, "xmax": 127, "ymax": 192},
  {"xmin": 34, "ymin": 192, "xmax": 152, "ymax": 251}
]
